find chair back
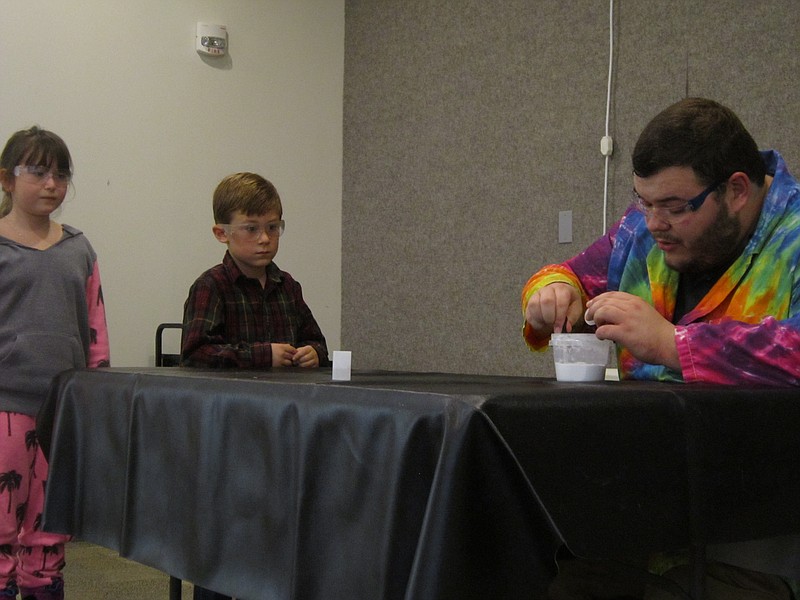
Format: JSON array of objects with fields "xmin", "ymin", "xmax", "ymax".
[{"xmin": 155, "ymin": 323, "xmax": 184, "ymax": 367}]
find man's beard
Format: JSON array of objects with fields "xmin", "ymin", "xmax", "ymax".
[{"xmin": 665, "ymin": 206, "xmax": 743, "ymax": 273}]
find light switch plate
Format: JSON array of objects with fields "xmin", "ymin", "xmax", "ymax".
[{"xmin": 558, "ymin": 210, "xmax": 573, "ymax": 244}]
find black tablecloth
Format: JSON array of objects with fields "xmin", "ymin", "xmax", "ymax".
[{"xmin": 39, "ymin": 368, "xmax": 800, "ymax": 599}]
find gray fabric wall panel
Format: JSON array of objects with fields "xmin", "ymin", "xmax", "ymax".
[{"xmin": 342, "ymin": 1, "xmax": 800, "ymax": 378}]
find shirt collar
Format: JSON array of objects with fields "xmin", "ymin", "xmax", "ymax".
[{"xmin": 221, "ymin": 250, "xmax": 283, "ymax": 284}]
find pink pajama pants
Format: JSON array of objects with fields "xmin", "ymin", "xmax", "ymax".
[{"xmin": 0, "ymin": 412, "xmax": 68, "ymax": 593}]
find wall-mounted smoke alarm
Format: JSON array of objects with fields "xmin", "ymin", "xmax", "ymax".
[{"xmin": 196, "ymin": 23, "xmax": 227, "ymax": 56}]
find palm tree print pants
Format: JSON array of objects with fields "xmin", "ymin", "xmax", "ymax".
[{"xmin": 0, "ymin": 412, "xmax": 68, "ymax": 594}]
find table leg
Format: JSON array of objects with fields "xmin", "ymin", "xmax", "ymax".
[
  {"xmin": 690, "ymin": 544, "xmax": 706, "ymax": 600},
  {"xmin": 169, "ymin": 575, "xmax": 182, "ymax": 600}
]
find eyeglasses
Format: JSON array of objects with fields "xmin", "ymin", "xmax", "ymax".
[
  {"xmin": 222, "ymin": 220, "xmax": 286, "ymax": 241},
  {"xmin": 13, "ymin": 165, "xmax": 72, "ymax": 187},
  {"xmin": 632, "ymin": 181, "xmax": 722, "ymax": 224}
]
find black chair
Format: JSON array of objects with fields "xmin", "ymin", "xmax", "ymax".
[
  {"xmin": 155, "ymin": 323, "xmax": 183, "ymax": 367},
  {"xmin": 155, "ymin": 323, "xmax": 185, "ymax": 600}
]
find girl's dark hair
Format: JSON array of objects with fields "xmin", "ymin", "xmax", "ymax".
[
  {"xmin": 632, "ymin": 98, "xmax": 766, "ymax": 187},
  {"xmin": 0, "ymin": 126, "xmax": 72, "ymax": 217}
]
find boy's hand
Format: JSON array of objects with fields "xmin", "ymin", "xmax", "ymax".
[
  {"xmin": 271, "ymin": 343, "xmax": 297, "ymax": 367},
  {"xmin": 292, "ymin": 345, "xmax": 319, "ymax": 368}
]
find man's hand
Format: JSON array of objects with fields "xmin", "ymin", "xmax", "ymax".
[
  {"xmin": 525, "ymin": 282, "xmax": 585, "ymax": 335},
  {"xmin": 584, "ymin": 291, "xmax": 680, "ymax": 370}
]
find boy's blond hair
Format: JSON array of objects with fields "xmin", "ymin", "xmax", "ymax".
[{"xmin": 213, "ymin": 172, "xmax": 282, "ymax": 224}]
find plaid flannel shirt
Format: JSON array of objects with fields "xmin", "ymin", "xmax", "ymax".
[{"xmin": 181, "ymin": 251, "xmax": 329, "ymax": 368}]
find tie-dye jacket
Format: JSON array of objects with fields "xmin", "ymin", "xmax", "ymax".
[{"xmin": 522, "ymin": 150, "xmax": 800, "ymax": 385}]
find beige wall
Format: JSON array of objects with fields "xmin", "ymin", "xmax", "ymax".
[{"xmin": 0, "ymin": 1, "xmax": 344, "ymax": 366}]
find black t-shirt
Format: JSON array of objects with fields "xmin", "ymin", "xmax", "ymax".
[{"xmin": 673, "ymin": 264, "xmax": 729, "ymax": 323}]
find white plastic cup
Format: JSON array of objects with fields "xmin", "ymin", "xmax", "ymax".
[
  {"xmin": 549, "ymin": 333, "xmax": 611, "ymax": 382},
  {"xmin": 332, "ymin": 350, "xmax": 352, "ymax": 381}
]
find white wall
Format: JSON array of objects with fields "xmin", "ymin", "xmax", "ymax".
[{"xmin": 0, "ymin": 1, "xmax": 344, "ymax": 366}]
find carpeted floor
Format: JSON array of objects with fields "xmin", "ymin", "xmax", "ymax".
[{"xmin": 61, "ymin": 541, "xmax": 194, "ymax": 599}]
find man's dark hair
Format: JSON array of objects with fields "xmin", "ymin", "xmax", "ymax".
[{"xmin": 632, "ymin": 97, "xmax": 766, "ymax": 186}]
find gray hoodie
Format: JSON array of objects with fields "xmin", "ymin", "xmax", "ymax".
[{"xmin": 0, "ymin": 224, "xmax": 98, "ymax": 415}]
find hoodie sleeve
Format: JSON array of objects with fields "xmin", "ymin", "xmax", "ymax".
[{"xmin": 85, "ymin": 258, "xmax": 110, "ymax": 367}]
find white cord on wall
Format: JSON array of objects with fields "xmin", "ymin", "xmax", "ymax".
[{"xmin": 600, "ymin": 0, "xmax": 614, "ymax": 235}]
